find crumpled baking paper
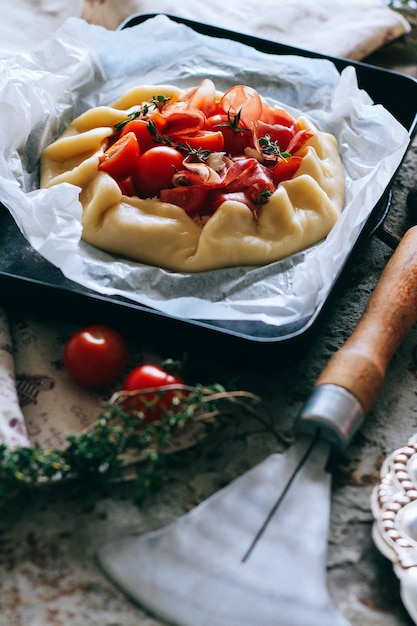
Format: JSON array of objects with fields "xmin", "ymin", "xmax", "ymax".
[{"xmin": 0, "ymin": 15, "xmax": 411, "ymax": 331}]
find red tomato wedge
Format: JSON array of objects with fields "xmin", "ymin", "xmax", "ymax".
[
  {"xmin": 98, "ymin": 132, "xmax": 140, "ymax": 180},
  {"xmin": 272, "ymin": 156, "xmax": 303, "ymax": 184},
  {"xmin": 171, "ymin": 130, "xmax": 225, "ymax": 153},
  {"xmin": 120, "ymin": 119, "xmax": 159, "ymax": 154}
]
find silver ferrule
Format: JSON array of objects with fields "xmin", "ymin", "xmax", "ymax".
[{"xmin": 294, "ymin": 384, "xmax": 365, "ymax": 451}]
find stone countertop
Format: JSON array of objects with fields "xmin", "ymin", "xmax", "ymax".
[{"xmin": 1, "ymin": 18, "xmax": 417, "ymax": 626}]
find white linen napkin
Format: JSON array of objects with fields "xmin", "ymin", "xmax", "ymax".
[
  {"xmin": 81, "ymin": 0, "xmax": 411, "ymax": 60},
  {"xmin": 0, "ymin": 0, "xmax": 83, "ymax": 57}
]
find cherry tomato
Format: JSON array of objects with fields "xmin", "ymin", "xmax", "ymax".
[
  {"xmin": 122, "ymin": 364, "xmax": 184, "ymax": 422},
  {"xmin": 98, "ymin": 132, "xmax": 140, "ymax": 180},
  {"xmin": 64, "ymin": 325, "xmax": 128, "ymax": 389},
  {"xmin": 120, "ymin": 119, "xmax": 159, "ymax": 154},
  {"xmin": 205, "ymin": 114, "xmax": 253, "ymax": 156},
  {"xmin": 133, "ymin": 146, "xmax": 184, "ymax": 198}
]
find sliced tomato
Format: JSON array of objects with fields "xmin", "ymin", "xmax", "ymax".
[
  {"xmin": 160, "ymin": 101, "xmax": 206, "ymax": 135},
  {"xmin": 160, "ymin": 185, "xmax": 209, "ymax": 215},
  {"xmin": 98, "ymin": 132, "xmax": 140, "ymax": 180},
  {"xmin": 286, "ymin": 129, "xmax": 314, "ymax": 154},
  {"xmin": 272, "ymin": 156, "xmax": 303, "ymax": 184},
  {"xmin": 120, "ymin": 119, "xmax": 159, "ymax": 154},
  {"xmin": 171, "ymin": 130, "xmax": 225, "ymax": 154},
  {"xmin": 220, "ymin": 85, "xmax": 263, "ymax": 127},
  {"xmin": 133, "ymin": 146, "xmax": 184, "ymax": 199},
  {"xmin": 205, "ymin": 113, "xmax": 253, "ymax": 156},
  {"xmin": 180, "ymin": 78, "xmax": 218, "ymax": 117}
]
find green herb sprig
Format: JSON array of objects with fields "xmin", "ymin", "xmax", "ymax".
[
  {"xmin": 258, "ymin": 134, "xmax": 291, "ymax": 161},
  {"xmin": 114, "ymin": 94, "xmax": 172, "ymax": 132},
  {"xmin": 0, "ymin": 383, "xmax": 269, "ymax": 507}
]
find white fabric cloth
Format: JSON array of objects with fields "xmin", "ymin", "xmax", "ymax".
[
  {"xmin": 0, "ymin": 0, "xmax": 83, "ymax": 57},
  {"xmin": 0, "ymin": 0, "xmax": 410, "ymax": 60},
  {"xmin": 81, "ymin": 0, "xmax": 411, "ymax": 60}
]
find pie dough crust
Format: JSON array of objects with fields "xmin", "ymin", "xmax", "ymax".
[{"xmin": 40, "ymin": 84, "xmax": 345, "ymax": 272}]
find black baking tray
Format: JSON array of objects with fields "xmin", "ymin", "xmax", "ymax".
[{"xmin": 0, "ymin": 14, "xmax": 416, "ymax": 366}]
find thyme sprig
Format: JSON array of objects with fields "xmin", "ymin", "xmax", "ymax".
[
  {"xmin": 259, "ymin": 134, "xmax": 291, "ymax": 161},
  {"xmin": 226, "ymin": 109, "xmax": 250, "ymax": 134},
  {"xmin": 144, "ymin": 122, "xmax": 211, "ymax": 161},
  {"xmin": 145, "ymin": 120, "xmax": 178, "ymax": 149},
  {"xmin": 0, "ymin": 383, "xmax": 269, "ymax": 506},
  {"xmin": 114, "ymin": 94, "xmax": 172, "ymax": 132},
  {"xmin": 254, "ymin": 188, "xmax": 273, "ymax": 206},
  {"xmin": 114, "ymin": 110, "xmax": 141, "ymax": 132}
]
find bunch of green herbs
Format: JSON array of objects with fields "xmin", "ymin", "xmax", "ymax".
[{"xmin": 0, "ymin": 382, "xmax": 269, "ymax": 507}]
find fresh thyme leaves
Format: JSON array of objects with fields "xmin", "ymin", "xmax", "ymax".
[
  {"xmin": 114, "ymin": 110, "xmax": 141, "ymax": 132},
  {"xmin": 149, "ymin": 94, "xmax": 172, "ymax": 111},
  {"xmin": 144, "ymin": 123, "xmax": 211, "ymax": 160},
  {"xmin": 259, "ymin": 134, "xmax": 291, "ymax": 161},
  {"xmin": 255, "ymin": 188, "xmax": 273, "ymax": 206},
  {"xmin": 114, "ymin": 94, "xmax": 172, "ymax": 132},
  {"xmin": 185, "ymin": 145, "xmax": 211, "ymax": 162},
  {"xmin": 227, "ymin": 109, "xmax": 249, "ymax": 134},
  {"xmin": 0, "ymin": 383, "xmax": 268, "ymax": 507},
  {"xmin": 145, "ymin": 120, "xmax": 176, "ymax": 149},
  {"xmin": 146, "ymin": 119, "xmax": 159, "ymax": 139}
]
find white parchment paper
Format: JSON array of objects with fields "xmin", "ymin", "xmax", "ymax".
[{"xmin": 0, "ymin": 15, "xmax": 410, "ymax": 330}]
